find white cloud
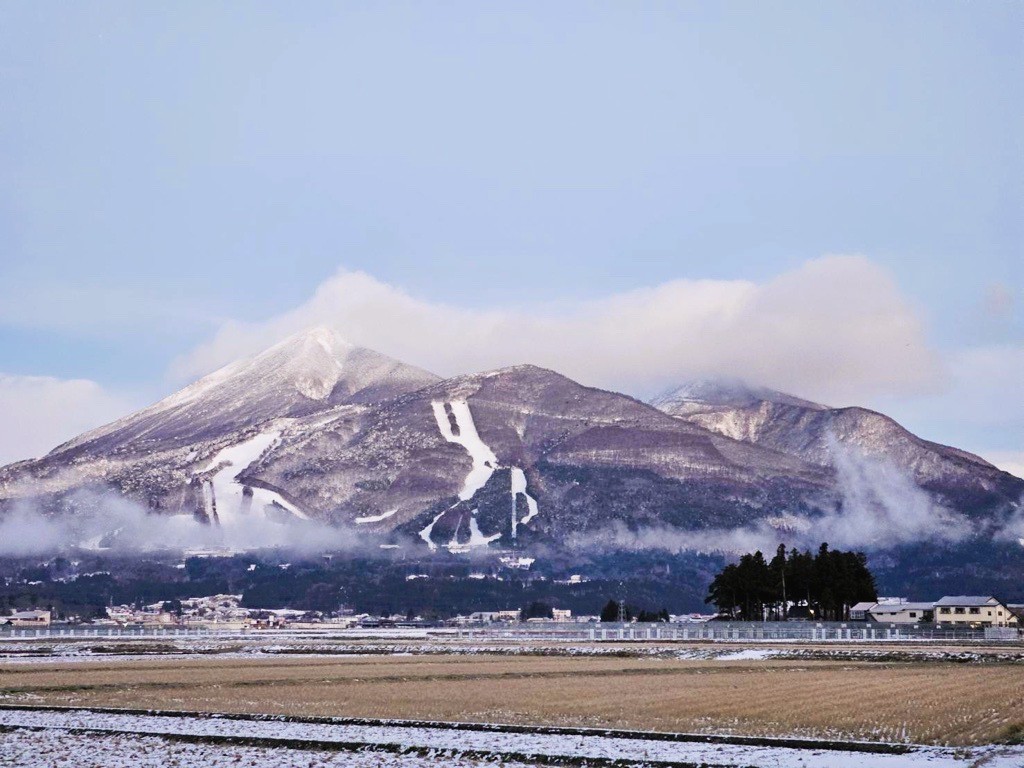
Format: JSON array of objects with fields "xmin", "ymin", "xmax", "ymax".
[
  {"xmin": 176, "ymin": 255, "xmax": 942, "ymax": 404},
  {"xmin": 0, "ymin": 374, "xmax": 133, "ymax": 465}
]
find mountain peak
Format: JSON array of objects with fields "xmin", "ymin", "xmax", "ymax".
[
  {"xmin": 651, "ymin": 378, "xmax": 827, "ymax": 413},
  {"xmin": 277, "ymin": 326, "xmax": 351, "ymax": 355},
  {"xmin": 48, "ymin": 329, "xmax": 440, "ymax": 455}
]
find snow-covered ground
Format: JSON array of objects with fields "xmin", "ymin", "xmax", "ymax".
[
  {"xmin": 716, "ymin": 649, "xmax": 781, "ymax": 661},
  {"xmin": 0, "ymin": 725, "xmax": 533, "ymax": 767},
  {"xmin": 2, "ymin": 632, "xmax": 1022, "ymax": 665},
  {"xmin": 0, "ymin": 707, "xmax": 1020, "ymax": 767}
]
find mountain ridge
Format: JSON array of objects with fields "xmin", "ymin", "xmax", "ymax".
[{"xmin": 1, "ymin": 333, "xmax": 1021, "ymax": 572}]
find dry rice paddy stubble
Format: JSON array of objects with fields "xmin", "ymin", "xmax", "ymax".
[{"xmin": 2, "ymin": 654, "xmax": 1022, "ymax": 746}]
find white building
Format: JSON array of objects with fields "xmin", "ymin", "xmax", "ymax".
[
  {"xmin": 6, "ymin": 610, "xmax": 51, "ymax": 627},
  {"xmin": 849, "ymin": 601, "xmax": 876, "ymax": 621},
  {"xmin": 868, "ymin": 602, "xmax": 934, "ymax": 624},
  {"xmin": 466, "ymin": 610, "xmax": 520, "ymax": 624},
  {"xmin": 934, "ymin": 596, "xmax": 1018, "ymax": 627}
]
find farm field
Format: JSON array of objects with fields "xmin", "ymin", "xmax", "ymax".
[{"xmin": 2, "ymin": 650, "xmax": 1022, "ymax": 747}]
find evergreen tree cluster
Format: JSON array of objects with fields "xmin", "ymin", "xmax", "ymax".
[
  {"xmin": 705, "ymin": 543, "xmax": 877, "ymax": 621},
  {"xmin": 599, "ymin": 599, "xmax": 670, "ymax": 623},
  {"xmin": 520, "ymin": 601, "xmax": 554, "ymax": 620}
]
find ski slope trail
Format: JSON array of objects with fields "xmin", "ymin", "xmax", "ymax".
[
  {"xmin": 198, "ymin": 429, "xmax": 309, "ymax": 526},
  {"xmin": 424, "ymin": 400, "xmax": 539, "ymax": 550}
]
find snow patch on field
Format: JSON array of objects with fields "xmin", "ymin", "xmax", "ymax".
[
  {"xmin": 1, "ymin": 708, "xmax": 1020, "ymax": 768},
  {"xmin": 0, "ymin": 726, "xmax": 531, "ymax": 767},
  {"xmin": 716, "ymin": 648, "xmax": 780, "ymax": 661}
]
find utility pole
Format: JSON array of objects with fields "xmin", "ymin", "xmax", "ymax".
[{"xmin": 781, "ymin": 567, "xmax": 787, "ymax": 622}]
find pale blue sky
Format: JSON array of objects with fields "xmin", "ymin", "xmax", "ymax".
[{"xmin": 0, "ymin": 3, "xmax": 1021, "ymax": 465}]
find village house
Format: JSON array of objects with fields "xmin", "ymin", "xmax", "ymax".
[
  {"xmin": 4, "ymin": 610, "xmax": 52, "ymax": 628},
  {"xmin": 934, "ymin": 596, "xmax": 1018, "ymax": 627},
  {"xmin": 464, "ymin": 610, "xmax": 521, "ymax": 624},
  {"xmin": 849, "ymin": 597, "xmax": 932, "ymax": 623},
  {"xmin": 868, "ymin": 601, "xmax": 935, "ymax": 624},
  {"xmin": 849, "ymin": 601, "xmax": 876, "ymax": 621}
]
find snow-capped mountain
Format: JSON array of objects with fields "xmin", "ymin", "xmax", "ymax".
[
  {"xmin": 247, "ymin": 364, "xmax": 832, "ymax": 549},
  {"xmin": 1, "ymin": 333, "xmax": 1021, "ymax": 564},
  {"xmin": 0, "ymin": 328, "xmax": 439, "ymax": 518},
  {"xmin": 54, "ymin": 327, "xmax": 440, "ymax": 455},
  {"xmin": 650, "ymin": 380, "xmax": 1022, "ymax": 513}
]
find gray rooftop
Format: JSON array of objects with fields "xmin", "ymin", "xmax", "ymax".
[
  {"xmin": 850, "ymin": 602, "xmax": 877, "ymax": 612},
  {"xmin": 934, "ymin": 596, "xmax": 1000, "ymax": 607},
  {"xmin": 870, "ymin": 602, "xmax": 934, "ymax": 613}
]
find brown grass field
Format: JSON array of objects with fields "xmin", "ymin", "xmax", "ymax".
[{"xmin": 2, "ymin": 653, "xmax": 1022, "ymax": 746}]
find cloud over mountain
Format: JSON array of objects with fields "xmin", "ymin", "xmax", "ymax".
[
  {"xmin": 0, "ymin": 374, "xmax": 135, "ymax": 465},
  {"xmin": 177, "ymin": 255, "xmax": 941, "ymax": 404}
]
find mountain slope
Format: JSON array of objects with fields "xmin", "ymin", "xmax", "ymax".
[
  {"xmin": 651, "ymin": 380, "xmax": 1022, "ymax": 514},
  {"xmin": 245, "ymin": 365, "xmax": 834, "ymax": 549},
  {"xmin": 0, "ymin": 328, "xmax": 439, "ymax": 512},
  {"xmin": 1, "ymin": 340, "xmax": 1020, "ymax": 568},
  {"xmin": 53, "ymin": 327, "xmax": 440, "ymax": 457}
]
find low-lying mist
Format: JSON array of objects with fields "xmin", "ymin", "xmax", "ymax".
[
  {"xmin": 0, "ymin": 490, "xmax": 374, "ymax": 557},
  {"xmin": 0, "ymin": 443, "xmax": 1018, "ymax": 559},
  {"xmin": 568, "ymin": 443, "xmax": 989, "ymax": 556}
]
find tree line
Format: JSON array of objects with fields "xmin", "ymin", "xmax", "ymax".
[
  {"xmin": 705, "ymin": 543, "xmax": 877, "ymax": 621},
  {"xmin": 599, "ymin": 600, "xmax": 670, "ymax": 623}
]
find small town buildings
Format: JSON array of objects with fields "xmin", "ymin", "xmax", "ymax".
[
  {"xmin": 465, "ymin": 610, "xmax": 521, "ymax": 624},
  {"xmin": 5, "ymin": 610, "xmax": 52, "ymax": 627},
  {"xmin": 849, "ymin": 602, "xmax": 876, "ymax": 621},
  {"xmin": 934, "ymin": 596, "xmax": 1018, "ymax": 627},
  {"xmin": 868, "ymin": 602, "xmax": 934, "ymax": 624}
]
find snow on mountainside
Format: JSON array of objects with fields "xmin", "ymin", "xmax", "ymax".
[
  {"xmin": 1, "ymin": 335, "xmax": 1021, "ymax": 563},
  {"xmin": 0, "ymin": 329, "xmax": 439, "ymax": 514},
  {"xmin": 651, "ymin": 379, "xmax": 827, "ymax": 415},
  {"xmin": 651, "ymin": 379, "xmax": 1022, "ymax": 511},
  {"xmin": 245, "ymin": 364, "xmax": 834, "ymax": 551},
  {"xmin": 53, "ymin": 327, "xmax": 440, "ymax": 455}
]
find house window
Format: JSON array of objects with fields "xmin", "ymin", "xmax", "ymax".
[
  {"xmin": 955, "ymin": 607, "xmax": 965, "ymax": 614},
  {"xmin": 909, "ymin": 612, "xmax": 917, "ymax": 618},
  {"xmin": 941, "ymin": 607, "xmax": 951, "ymax": 614},
  {"xmin": 969, "ymin": 607, "xmax": 980, "ymax": 614}
]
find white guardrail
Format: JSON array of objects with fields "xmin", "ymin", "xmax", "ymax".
[{"xmin": 0, "ymin": 621, "xmax": 1019, "ymax": 642}]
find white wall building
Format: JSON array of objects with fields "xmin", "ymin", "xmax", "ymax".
[{"xmin": 934, "ymin": 596, "xmax": 1018, "ymax": 627}]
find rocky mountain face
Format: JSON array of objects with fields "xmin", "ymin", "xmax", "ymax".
[
  {"xmin": 1, "ymin": 331, "xmax": 1021, "ymax": 569},
  {"xmin": 249, "ymin": 365, "xmax": 833, "ymax": 550},
  {"xmin": 0, "ymin": 329, "xmax": 439, "ymax": 516},
  {"xmin": 650, "ymin": 380, "xmax": 1021, "ymax": 516}
]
